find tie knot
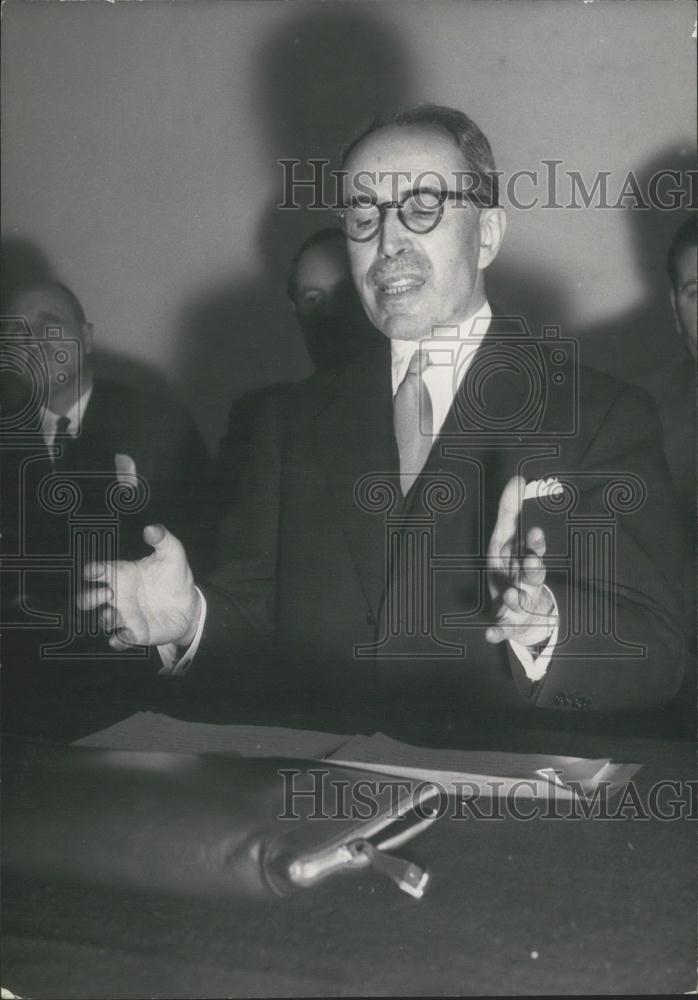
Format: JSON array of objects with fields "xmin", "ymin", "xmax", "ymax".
[{"xmin": 55, "ymin": 415, "xmax": 71, "ymax": 436}]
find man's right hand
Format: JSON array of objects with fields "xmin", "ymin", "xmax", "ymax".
[{"xmin": 79, "ymin": 524, "xmax": 201, "ymax": 650}]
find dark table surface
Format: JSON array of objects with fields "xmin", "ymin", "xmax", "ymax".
[
  {"xmin": 2, "ymin": 636, "xmax": 696, "ymax": 998},
  {"xmin": 2, "ymin": 717, "xmax": 696, "ymax": 999}
]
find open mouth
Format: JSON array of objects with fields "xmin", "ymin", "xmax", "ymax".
[{"xmin": 376, "ymin": 275, "xmax": 425, "ymax": 297}]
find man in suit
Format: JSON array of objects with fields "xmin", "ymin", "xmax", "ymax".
[
  {"xmin": 651, "ymin": 216, "xmax": 696, "ymax": 540},
  {"xmin": 213, "ymin": 228, "xmax": 378, "ymax": 514},
  {"xmin": 3, "ymin": 279, "xmax": 209, "ymax": 571},
  {"xmin": 80, "ymin": 105, "xmax": 686, "ymax": 733},
  {"xmin": 647, "ymin": 217, "xmax": 696, "ymax": 674},
  {"xmin": 288, "ymin": 226, "xmax": 380, "ymax": 371},
  {"xmin": 2, "ymin": 279, "xmax": 209, "ymax": 736}
]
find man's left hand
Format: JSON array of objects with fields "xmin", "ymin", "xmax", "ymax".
[{"xmin": 486, "ymin": 475, "xmax": 557, "ymax": 647}]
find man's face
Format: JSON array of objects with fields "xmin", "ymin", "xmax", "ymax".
[
  {"xmin": 343, "ymin": 124, "xmax": 505, "ymax": 341},
  {"xmin": 293, "ymin": 239, "xmax": 376, "ymax": 369},
  {"xmin": 294, "ymin": 240, "xmax": 353, "ymax": 319},
  {"xmin": 671, "ymin": 244, "xmax": 697, "ymax": 361},
  {"xmin": 8, "ymin": 283, "xmax": 92, "ymax": 394}
]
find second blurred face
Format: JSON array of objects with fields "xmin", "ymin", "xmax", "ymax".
[
  {"xmin": 292, "ymin": 238, "xmax": 376, "ymax": 369},
  {"xmin": 7, "ymin": 282, "xmax": 92, "ymax": 397},
  {"xmin": 671, "ymin": 243, "xmax": 697, "ymax": 361}
]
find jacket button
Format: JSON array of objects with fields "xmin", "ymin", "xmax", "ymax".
[
  {"xmin": 553, "ymin": 693, "xmax": 569, "ymax": 707},
  {"xmin": 366, "ymin": 609, "xmax": 376, "ymax": 626}
]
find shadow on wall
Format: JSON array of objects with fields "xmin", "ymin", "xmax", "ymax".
[
  {"xmin": 172, "ymin": 5, "xmax": 416, "ymax": 451},
  {"xmin": 0, "ymin": 234, "xmax": 174, "ymax": 402},
  {"xmin": 487, "ymin": 256, "xmax": 571, "ymax": 340},
  {"xmin": 0, "ymin": 235, "xmax": 55, "ymax": 307},
  {"xmin": 574, "ymin": 144, "xmax": 695, "ymax": 387}
]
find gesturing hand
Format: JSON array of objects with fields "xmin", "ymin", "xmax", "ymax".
[
  {"xmin": 486, "ymin": 476, "xmax": 557, "ymax": 648},
  {"xmin": 79, "ymin": 524, "xmax": 201, "ymax": 650}
]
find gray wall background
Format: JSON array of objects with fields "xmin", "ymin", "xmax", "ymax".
[{"xmin": 2, "ymin": 0, "xmax": 695, "ymax": 449}]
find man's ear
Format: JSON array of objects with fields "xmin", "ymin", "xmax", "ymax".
[
  {"xmin": 477, "ymin": 207, "xmax": 507, "ymax": 271},
  {"xmin": 81, "ymin": 321, "xmax": 95, "ymax": 355}
]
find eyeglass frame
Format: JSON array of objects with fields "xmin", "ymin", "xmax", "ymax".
[{"xmin": 336, "ymin": 186, "xmax": 488, "ymax": 243}]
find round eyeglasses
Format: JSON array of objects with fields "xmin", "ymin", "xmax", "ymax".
[{"xmin": 337, "ymin": 188, "xmax": 479, "ymax": 243}]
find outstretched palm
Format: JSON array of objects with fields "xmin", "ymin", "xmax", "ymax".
[{"xmin": 79, "ymin": 524, "xmax": 200, "ymax": 650}]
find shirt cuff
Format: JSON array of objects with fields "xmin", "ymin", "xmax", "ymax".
[
  {"xmin": 157, "ymin": 587, "xmax": 207, "ymax": 677},
  {"xmin": 508, "ymin": 586, "xmax": 559, "ymax": 683}
]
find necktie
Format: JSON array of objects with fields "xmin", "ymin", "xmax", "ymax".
[
  {"xmin": 52, "ymin": 415, "xmax": 71, "ymax": 467},
  {"xmin": 394, "ymin": 349, "xmax": 434, "ymax": 496}
]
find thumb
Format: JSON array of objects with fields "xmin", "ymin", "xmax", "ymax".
[
  {"xmin": 142, "ymin": 523, "xmax": 180, "ymax": 559},
  {"xmin": 114, "ymin": 453, "xmax": 137, "ymax": 482},
  {"xmin": 491, "ymin": 475, "xmax": 526, "ymax": 549}
]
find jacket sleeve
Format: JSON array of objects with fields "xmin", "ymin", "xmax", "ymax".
[
  {"xmin": 193, "ymin": 389, "xmax": 287, "ymax": 672},
  {"xmin": 512, "ymin": 383, "xmax": 687, "ymax": 712}
]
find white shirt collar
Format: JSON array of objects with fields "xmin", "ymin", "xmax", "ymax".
[
  {"xmin": 43, "ymin": 382, "xmax": 94, "ymax": 446},
  {"xmin": 390, "ymin": 300, "xmax": 492, "ymax": 395}
]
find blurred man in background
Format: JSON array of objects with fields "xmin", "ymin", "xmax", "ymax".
[
  {"xmin": 653, "ymin": 215, "xmax": 696, "ymax": 538},
  {"xmin": 647, "ymin": 216, "xmax": 696, "ymax": 671},
  {"xmin": 3, "ymin": 279, "xmax": 209, "ymax": 569},
  {"xmin": 288, "ymin": 227, "xmax": 379, "ymax": 370},
  {"xmin": 213, "ymin": 228, "xmax": 377, "ymax": 515},
  {"xmin": 2, "ymin": 279, "xmax": 209, "ymax": 736}
]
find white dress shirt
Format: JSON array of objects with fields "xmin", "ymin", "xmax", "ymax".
[
  {"xmin": 42, "ymin": 384, "xmax": 93, "ymax": 456},
  {"xmin": 390, "ymin": 300, "xmax": 557, "ymax": 682},
  {"xmin": 390, "ymin": 300, "xmax": 494, "ymax": 435},
  {"xmin": 158, "ymin": 587, "xmax": 207, "ymax": 675},
  {"xmin": 161, "ymin": 302, "xmax": 558, "ymax": 682}
]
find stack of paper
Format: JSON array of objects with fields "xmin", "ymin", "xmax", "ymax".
[
  {"xmin": 75, "ymin": 711, "xmax": 348, "ymax": 758},
  {"xmin": 326, "ymin": 731, "xmax": 640, "ymax": 799},
  {"xmin": 75, "ymin": 711, "xmax": 640, "ymax": 800}
]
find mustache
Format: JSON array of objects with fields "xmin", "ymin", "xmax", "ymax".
[{"xmin": 368, "ymin": 255, "xmax": 431, "ymax": 287}]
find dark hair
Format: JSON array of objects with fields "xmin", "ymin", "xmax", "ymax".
[
  {"xmin": 667, "ymin": 216, "xmax": 697, "ymax": 288},
  {"xmin": 340, "ymin": 103, "xmax": 499, "ymax": 208},
  {"xmin": 287, "ymin": 227, "xmax": 345, "ymax": 302},
  {"xmin": 7, "ymin": 279, "xmax": 87, "ymax": 325}
]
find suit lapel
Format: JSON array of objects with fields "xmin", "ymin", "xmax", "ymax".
[
  {"xmin": 314, "ymin": 341, "xmax": 399, "ymax": 611},
  {"xmin": 313, "ymin": 311, "xmax": 545, "ymax": 608},
  {"xmin": 401, "ymin": 312, "xmax": 531, "ymax": 532}
]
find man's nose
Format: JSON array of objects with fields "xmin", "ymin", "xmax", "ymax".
[{"xmin": 378, "ymin": 207, "xmax": 410, "ymax": 258}]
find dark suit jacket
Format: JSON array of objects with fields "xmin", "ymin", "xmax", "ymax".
[
  {"xmin": 59, "ymin": 379, "xmax": 209, "ymax": 564},
  {"xmin": 198, "ymin": 318, "xmax": 686, "ymax": 726},
  {"xmin": 3, "ymin": 377, "xmax": 209, "ymax": 622},
  {"xmin": 2, "ymin": 377, "xmax": 210, "ymax": 737},
  {"xmin": 211, "ymin": 382, "xmax": 292, "ymax": 530}
]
